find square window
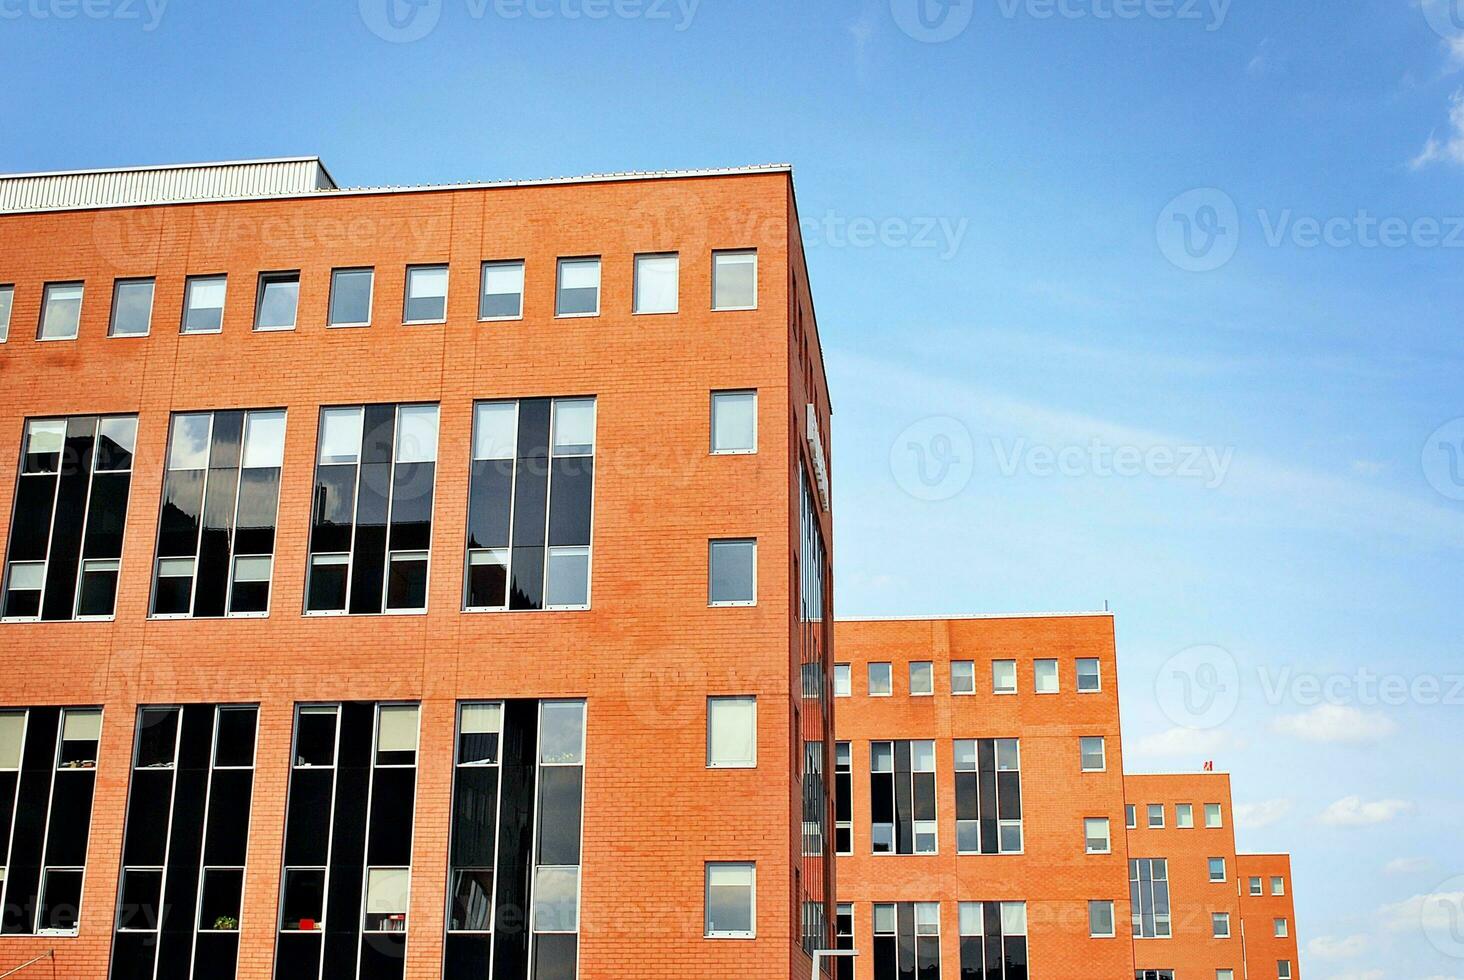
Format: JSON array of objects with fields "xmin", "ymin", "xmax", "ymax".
[
  {"xmin": 281, "ymin": 868, "xmax": 326, "ymax": 930},
  {"xmin": 1084, "ymin": 817, "xmax": 1110, "ymax": 854},
  {"xmin": 1148, "ymin": 804, "xmax": 1165, "ymax": 828},
  {"xmin": 533, "ymin": 866, "xmax": 580, "ymax": 932},
  {"xmin": 539, "ymin": 701, "xmax": 585, "ymax": 765},
  {"xmin": 868, "ymin": 662, "xmax": 892, "ymax": 696},
  {"xmin": 707, "ymin": 696, "xmax": 756, "ymax": 768},
  {"xmin": 152, "ymin": 557, "xmax": 195, "ymax": 616},
  {"xmin": 1077, "ymin": 658, "xmax": 1102, "ymax": 692},
  {"xmin": 551, "ymin": 398, "xmax": 596, "ymax": 455},
  {"xmin": 376, "ymin": 704, "xmax": 419, "ymax": 766},
  {"xmin": 1080, "ymin": 736, "xmax": 1106, "ymax": 772},
  {"xmin": 1034, "ymin": 658, "xmax": 1059, "ymax": 693},
  {"xmin": 254, "ymin": 271, "xmax": 300, "ymax": 331},
  {"xmin": 1089, "ymin": 900, "xmax": 1115, "ymax": 938},
  {"xmin": 480, "ymin": 260, "xmax": 524, "ymax": 319},
  {"xmin": 909, "ymin": 661, "xmax": 933, "ymax": 696},
  {"xmin": 386, "ymin": 551, "xmax": 429, "ymax": 611},
  {"xmin": 39, "ymin": 282, "xmax": 83, "ymax": 340},
  {"xmin": 38, "ymin": 869, "xmax": 83, "ymax": 933},
  {"xmin": 708, "ymin": 539, "xmax": 756, "ymax": 606},
  {"xmin": 109, "ymin": 278, "xmax": 155, "ymax": 337},
  {"xmin": 634, "ymin": 252, "xmax": 678, "ymax": 314},
  {"xmin": 318, "ymin": 407, "xmax": 364, "ymax": 464},
  {"xmin": 0, "ymin": 284, "xmax": 12, "ymax": 341},
  {"xmin": 23, "ymin": 418, "xmax": 66, "ymax": 473},
  {"xmin": 556, "ymin": 257, "xmax": 600, "ymax": 317},
  {"xmin": 1212, "ymin": 912, "xmax": 1230, "ymax": 938},
  {"xmin": 992, "ymin": 660, "xmax": 1017, "ymax": 694},
  {"xmin": 198, "ymin": 868, "xmax": 244, "ymax": 931},
  {"xmin": 705, "ymin": 863, "xmax": 754, "ymax": 938},
  {"xmin": 294, "ymin": 706, "xmax": 338, "ymax": 768},
  {"xmin": 395, "ymin": 404, "xmax": 440, "ymax": 463},
  {"xmin": 242, "ymin": 410, "xmax": 287, "ymax": 469},
  {"xmin": 466, "ymin": 549, "xmax": 509, "ymax": 610},
  {"xmin": 1176, "ymin": 803, "xmax": 1194, "ymax": 828},
  {"xmin": 364, "ymin": 867, "xmax": 410, "ymax": 932},
  {"xmin": 60, "ymin": 708, "xmax": 101, "ymax": 767},
  {"xmin": 1204, "ymin": 803, "xmax": 1223, "ymax": 828},
  {"xmin": 306, "ymin": 554, "xmax": 349, "ymax": 613},
  {"xmin": 1272, "ymin": 876, "xmax": 1285, "ymax": 896},
  {"xmin": 404, "ymin": 264, "xmax": 449, "ymax": 323},
  {"xmin": 457, "ymin": 702, "xmax": 502, "ymax": 766},
  {"xmin": 328, "ymin": 268, "xmax": 374, "ymax": 326},
  {"xmin": 833, "ymin": 664, "xmax": 851, "ymax": 697},
  {"xmin": 951, "ymin": 660, "xmax": 975, "ymax": 694},
  {"xmin": 712, "ymin": 250, "xmax": 757, "ymax": 310},
  {"xmin": 77, "ymin": 559, "xmax": 120, "ymax": 618},
  {"xmin": 998, "ymin": 820, "xmax": 1023, "ymax": 853},
  {"xmin": 182, "ymin": 275, "xmax": 226, "ymax": 334},
  {"xmin": 546, "ymin": 547, "xmax": 590, "ymax": 608},
  {"xmin": 711, "ymin": 390, "xmax": 757, "ymax": 454},
  {"xmin": 448, "ymin": 869, "xmax": 494, "ymax": 931},
  {"xmin": 4, "ymin": 561, "xmax": 45, "ymax": 619},
  {"xmin": 1209, "ymin": 857, "xmax": 1226, "ymax": 882},
  {"xmin": 168, "ymin": 413, "xmax": 212, "ymax": 470}
]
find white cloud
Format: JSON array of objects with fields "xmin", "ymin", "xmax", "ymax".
[
  {"xmin": 1324, "ymin": 972, "xmax": 1383, "ymax": 980},
  {"xmin": 1270, "ymin": 704, "xmax": 1397, "ymax": 743},
  {"xmin": 1234, "ymin": 798, "xmax": 1293, "ymax": 829},
  {"xmin": 1308, "ymin": 934, "xmax": 1368, "ymax": 959},
  {"xmin": 1320, "ymin": 795, "xmax": 1415, "ymax": 827},
  {"xmin": 1412, "ymin": 89, "xmax": 1464, "ymax": 170},
  {"xmin": 1385, "ymin": 857, "xmax": 1435, "ymax": 875},
  {"xmin": 1381, "ymin": 889, "xmax": 1464, "ymax": 933},
  {"xmin": 1128, "ymin": 726, "xmax": 1233, "ymax": 758}
]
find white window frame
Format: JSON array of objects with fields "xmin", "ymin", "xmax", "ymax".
[
  {"xmin": 1034, "ymin": 658, "xmax": 1060, "ymax": 694},
  {"xmin": 1209, "ymin": 857, "xmax": 1227, "ymax": 882},
  {"xmin": 1204, "ymin": 803, "xmax": 1224, "ymax": 828},
  {"xmin": 707, "ymin": 696, "xmax": 757, "ymax": 770},
  {"xmin": 253, "ymin": 270, "xmax": 300, "ymax": 332},
  {"xmin": 1076, "ymin": 657, "xmax": 1103, "ymax": 693},
  {"xmin": 1212, "ymin": 912, "xmax": 1230, "ymax": 939},
  {"xmin": 711, "ymin": 249, "xmax": 758, "ymax": 311},
  {"xmin": 1088, "ymin": 899, "xmax": 1116, "ymax": 938},
  {"xmin": 710, "ymin": 390, "xmax": 758, "ymax": 455},
  {"xmin": 38, "ymin": 281, "xmax": 84, "ymax": 342},
  {"xmin": 181, "ymin": 275, "xmax": 227, "ymax": 335},
  {"xmin": 555, "ymin": 256, "xmax": 601, "ymax": 318},
  {"xmin": 992, "ymin": 659, "xmax": 1017, "ymax": 695},
  {"xmin": 1274, "ymin": 917, "xmax": 1288, "ymax": 938},
  {"xmin": 1271, "ymin": 876, "xmax": 1285, "ymax": 896},
  {"xmin": 1148, "ymin": 803, "xmax": 1166, "ymax": 829},
  {"xmin": 951, "ymin": 660, "xmax": 976, "ymax": 695},
  {"xmin": 833, "ymin": 664, "xmax": 851, "ymax": 698},
  {"xmin": 1084, "ymin": 817, "xmax": 1111, "ymax": 854},
  {"xmin": 1080, "ymin": 736, "xmax": 1106, "ymax": 773},
  {"xmin": 868, "ymin": 662, "xmax": 893, "ymax": 697},
  {"xmin": 704, "ymin": 862, "xmax": 755, "ymax": 939},
  {"xmin": 1176, "ymin": 802, "xmax": 1194, "ymax": 828},
  {"xmin": 909, "ymin": 661, "xmax": 934, "ymax": 697},
  {"xmin": 403, "ymin": 263, "xmax": 450, "ymax": 325},
  {"xmin": 479, "ymin": 259, "xmax": 525, "ymax": 321},
  {"xmin": 1278, "ymin": 960, "xmax": 1293, "ymax": 980},
  {"xmin": 108, "ymin": 277, "xmax": 155, "ymax": 338},
  {"xmin": 327, "ymin": 267, "xmax": 374, "ymax": 328},
  {"xmin": 707, "ymin": 538, "xmax": 756, "ymax": 607},
  {"xmin": 633, "ymin": 251, "xmax": 679, "ymax": 315},
  {"xmin": 0, "ymin": 283, "xmax": 12, "ymax": 343}
]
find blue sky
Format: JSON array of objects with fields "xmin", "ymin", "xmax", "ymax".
[{"xmin": 4, "ymin": 0, "xmax": 1464, "ymax": 975}]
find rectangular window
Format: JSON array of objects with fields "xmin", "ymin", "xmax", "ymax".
[
  {"xmin": 951, "ymin": 660, "xmax": 975, "ymax": 694},
  {"xmin": 1089, "ymin": 900, "xmax": 1115, "ymax": 938},
  {"xmin": 1126, "ymin": 805, "xmax": 1137, "ymax": 829},
  {"xmin": 1209, "ymin": 857, "xmax": 1226, "ymax": 882},
  {"xmin": 255, "ymin": 271, "xmax": 300, "ymax": 331},
  {"xmin": 1130, "ymin": 858, "xmax": 1172, "ymax": 938},
  {"xmin": 954, "ymin": 738, "xmax": 1023, "ymax": 855},
  {"xmin": 712, "ymin": 249, "xmax": 757, "ymax": 310},
  {"xmin": 38, "ymin": 281, "xmax": 83, "ymax": 340},
  {"xmin": 1148, "ymin": 804, "xmax": 1165, "ymax": 828},
  {"xmin": 1080, "ymin": 736, "xmax": 1106, "ymax": 772},
  {"xmin": 1278, "ymin": 960, "xmax": 1292, "ymax": 980},
  {"xmin": 705, "ymin": 863, "xmax": 754, "ymax": 938},
  {"xmin": 992, "ymin": 660, "xmax": 1017, "ymax": 694},
  {"xmin": 707, "ymin": 697, "xmax": 756, "ymax": 769},
  {"xmin": 1077, "ymin": 657, "xmax": 1102, "ymax": 692},
  {"xmin": 834, "ymin": 742, "xmax": 852, "ymax": 856},
  {"xmin": 1272, "ymin": 875, "xmax": 1285, "ymax": 896},
  {"xmin": 1249, "ymin": 876, "xmax": 1263, "ymax": 896},
  {"xmin": 364, "ymin": 867, "xmax": 410, "ymax": 932},
  {"xmin": 1176, "ymin": 803, "xmax": 1194, "ymax": 828},
  {"xmin": 108, "ymin": 278, "xmax": 155, "ymax": 337},
  {"xmin": 909, "ymin": 661, "xmax": 933, "ymax": 696},
  {"xmin": 182, "ymin": 275, "xmax": 226, "ymax": 334},
  {"xmin": 112, "ymin": 706, "xmax": 259, "ymax": 976},
  {"xmin": 957, "ymin": 902, "xmax": 1028, "ymax": 980},
  {"xmin": 835, "ymin": 904, "xmax": 854, "ymax": 980},
  {"xmin": 634, "ymin": 252, "xmax": 678, "ymax": 314},
  {"xmin": 404, "ymin": 264, "xmax": 449, "ymax": 323},
  {"xmin": 328, "ymin": 267, "xmax": 374, "ymax": 326},
  {"xmin": 1205, "ymin": 803, "xmax": 1223, "ymax": 828},
  {"xmin": 0, "ymin": 284, "xmax": 12, "ymax": 341},
  {"xmin": 151, "ymin": 409, "xmax": 286, "ymax": 619},
  {"xmin": 479, "ymin": 260, "xmax": 524, "ymax": 319},
  {"xmin": 306, "ymin": 404, "xmax": 439, "ymax": 615},
  {"xmin": 833, "ymin": 664, "xmax": 851, "ymax": 697},
  {"xmin": 1212, "ymin": 912, "xmax": 1230, "ymax": 938},
  {"xmin": 556, "ymin": 257, "xmax": 600, "ymax": 317},
  {"xmin": 1034, "ymin": 658, "xmax": 1059, "ymax": 693},
  {"xmin": 868, "ymin": 663, "xmax": 892, "ymax": 697},
  {"xmin": 875, "ymin": 902, "xmax": 942, "ymax": 980},
  {"xmin": 708, "ymin": 538, "xmax": 755, "ymax": 606},
  {"xmin": 1274, "ymin": 917, "xmax": 1288, "ymax": 937},
  {"xmin": 1085, "ymin": 817, "xmax": 1111, "ymax": 854},
  {"xmin": 710, "ymin": 390, "xmax": 757, "ymax": 454},
  {"xmin": 871, "ymin": 740, "xmax": 939, "ymax": 855},
  {"xmin": 1218, "ymin": 972, "xmax": 1234, "ymax": 980},
  {"xmin": 464, "ymin": 397, "xmax": 596, "ymax": 612},
  {"xmin": 4, "ymin": 415, "xmax": 138, "ymax": 621}
]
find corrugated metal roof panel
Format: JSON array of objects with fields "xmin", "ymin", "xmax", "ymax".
[{"xmin": 0, "ymin": 158, "xmax": 335, "ymax": 213}]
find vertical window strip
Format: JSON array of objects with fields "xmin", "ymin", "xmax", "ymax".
[
  {"xmin": 38, "ymin": 707, "xmax": 102, "ymax": 936},
  {"xmin": 954, "ymin": 739, "xmax": 1024, "ymax": 855},
  {"xmin": 529, "ymin": 700, "xmax": 584, "ymax": 980},
  {"xmin": 276, "ymin": 704, "xmax": 342, "ymax": 980},
  {"xmin": 444, "ymin": 701, "xmax": 504, "ymax": 977},
  {"xmin": 0, "ymin": 709, "xmax": 29, "ymax": 932}
]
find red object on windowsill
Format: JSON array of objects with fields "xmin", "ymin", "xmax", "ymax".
[{"xmin": 299, "ymin": 918, "xmax": 317, "ymax": 931}]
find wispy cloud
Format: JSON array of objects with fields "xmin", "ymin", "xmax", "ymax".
[
  {"xmin": 1320, "ymin": 795, "xmax": 1415, "ymax": 827},
  {"xmin": 1234, "ymin": 798, "xmax": 1293, "ymax": 829},
  {"xmin": 1308, "ymin": 934, "xmax": 1369, "ymax": 959},
  {"xmin": 1412, "ymin": 88, "xmax": 1464, "ymax": 169},
  {"xmin": 1271, "ymin": 705, "xmax": 1398, "ymax": 744},
  {"xmin": 1380, "ymin": 888, "xmax": 1464, "ymax": 932},
  {"xmin": 1128, "ymin": 726, "xmax": 1234, "ymax": 758},
  {"xmin": 1385, "ymin": 857, "xmax": 1435, "ymax": 875}
]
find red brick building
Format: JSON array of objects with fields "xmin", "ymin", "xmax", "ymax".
[
  {"xmin": 0, "ymin": 158, "xmax": 836, "ymax": 980},
  {"xmin": 832, "ymin": 615, "xmax": 1302, "ymax": 980}
]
